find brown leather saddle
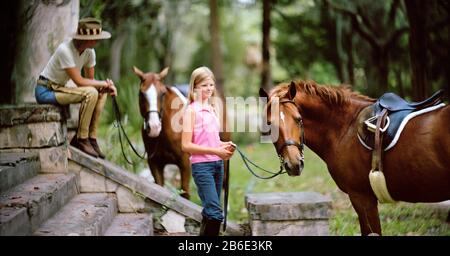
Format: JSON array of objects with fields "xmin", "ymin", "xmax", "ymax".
[
  {"xmin": 357, "ymin": 90, "xmax": 444, "ymax": 202},
  {"xmin": 357, "ymin": 90, "xmax": 444, "ymax": 150}
]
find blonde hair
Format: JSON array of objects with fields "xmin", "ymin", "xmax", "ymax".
[
  {"xmin": 188, "ymin": 66, "xmax": 217, "ymax": 104},
  {"xmin": 187, "ymin": 66, "xmax": 226, "ymax": 131}
]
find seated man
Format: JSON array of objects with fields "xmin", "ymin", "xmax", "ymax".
[{"xmin": 35, "ymin": 17, "xmax": 117, "ymax": 158}]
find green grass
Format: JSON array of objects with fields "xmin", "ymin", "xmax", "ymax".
[{"xmin": 188, "ymin": 139, "xmax": 449, "ymax": 236}]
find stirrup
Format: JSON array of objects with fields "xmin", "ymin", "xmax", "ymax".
[{"xmin": 365, "ymin": 115, "xmax": 390, "ymax": 133}]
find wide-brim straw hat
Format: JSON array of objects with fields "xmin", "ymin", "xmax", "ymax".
[{"xmin": 73, "ymin": 17, "xmax": 111, "ymax": 40}]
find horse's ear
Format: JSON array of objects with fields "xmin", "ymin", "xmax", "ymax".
[
  {"xmin": 288, "ymin": 81, "xmax": 297, "ymax": 100},
  {"xmin": 159, "ymin": 67, "xmax": 169, "ymax": 80},
  {"xmin": 259, "ymin": 87, "xmax": 269, "ymax": 100},
  {"xmin": 133, "ymin": 66, "xmax": 145, "ymax": 81}
]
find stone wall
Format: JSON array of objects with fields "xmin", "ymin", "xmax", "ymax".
[
  {"xmin": 0, "ymin": 104, "xmax": 68, "ymax": 173},
  {"xmin": 246, "ymin": 192, "xmax": 331, "ymax": 236}
]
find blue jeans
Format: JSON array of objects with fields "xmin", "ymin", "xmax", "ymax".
[
  {"xmin": 35, "ymin": 84, "xmax": 58, "ymax": 104},
  {"xmin": 191, "ymin": 160, "xmax": 224, "ymax": 221}
]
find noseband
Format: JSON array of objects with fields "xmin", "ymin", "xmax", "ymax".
[
  {"xmin": 140, "ymin": 89, "xmax": 167, "ymax": 160},
  {"xmin": 142, "ymin": 90, "xmax": 166, "ymax": 131},
  {"xmin": 237, "ymin": 98, "xmax": 305, "ymax": 179},
  {"xmin": 278, "ymin": 99, "xmax": 305, "ymax": 165}
]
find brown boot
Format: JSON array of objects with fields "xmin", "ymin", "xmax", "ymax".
[
  {"xmin": 70, "ymin": 135, "xmax": 78, "ymax": 147},
  {"xmin": 199, "ymin": 217, "xmax": 221, "ymax": 236},
  {"xmin": 89, "ymin": 138, "xmax": 105, "ymax": 159},
  {"xmin": 206, "ymin": 218, "xmax": 222, "ymax": 236},
  {"xmin": 76, "ymin": 138, "xmax": 98, "ymax": 158},
  {"xmin": 199, "ymin": 217, "xmax": 208, "ymax": 236}
]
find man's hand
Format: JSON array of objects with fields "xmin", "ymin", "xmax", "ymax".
[{"xmin": 105, "ymin": 78, "xmax": 117, "ymax": 96}]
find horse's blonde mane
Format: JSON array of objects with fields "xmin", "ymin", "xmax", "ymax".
[{"xmin": 269, "ymin": 80, "xmax": 375, "ymax": 106}]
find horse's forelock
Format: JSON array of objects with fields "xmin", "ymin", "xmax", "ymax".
[{"xmin": 140, "ymin": 74, "xmax": 167, "ymax": 92}]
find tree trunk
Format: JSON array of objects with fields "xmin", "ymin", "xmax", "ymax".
[
  {"xmin": 378, "ymin": 50, "xmax": 389, "ymax": 94},
  {"xmin": 395, "ymin": 68, "xmax": 405, "ymax": 98},
  {"xmin": 367, "ymin": 47, "xmax": 389, "ymax": 97},
  {"xmin": 0, "ymin": 2, "xmax": 21, "ymax": 104},
  {"xmin": 447, "ymin": 22, "xmax": 450, "ymax": 101},
  {"xmin": 209, "ymin": 0, "xmax": 224, "ymax": 95},
  {"xmin": 405, "ymin": 0, "xmax": 429, "ymax": 101},
  {"xmin": 333, "ymin": 12, "xmax": 346, "ymax": 83},
  {"xmin": 345, "ymin": 32, "xmax": 354, "ymax": 86},
  {"xmin": 110, "ymin": 29, "xmax": 127, "ymax": 81},
  {"xmin": 261, "ymin": 0, "xmax": 272, "ymax": 90},
  {"xmin": 10, "ymin": 0, "xmax": 79, "ymax": 104}
]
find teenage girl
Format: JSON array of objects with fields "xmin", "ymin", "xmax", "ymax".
[{"xmin": 181, "ymin": 66, "xmax": 235, "ymax": 236}]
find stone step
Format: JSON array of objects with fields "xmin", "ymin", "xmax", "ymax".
[
  {"xmin": 0, "ymin": 173, "xmax": 77, "ymax": 235},
  {"xmin": 104, "ymin": 213, "xmax": 153, "ymax": 236},
  {"xmin": 0, "ymin": 121, "xmax": 66, "ymax": 149},
  {"xmin": 154, "ymin": 231, "xmax": 195, "ymax": 236},
  {"xmin": 34, "ymin": 193, "xmax": 117, "ymax": 236},
  {"xmin": 1, "ymin": 146, "xmax": 69, "ymax": 174},
  {"xmin": 0, "ymin": 104, "xmax": 66, "ymax": 127},
  {"xmin": 0, "ymin": 152, "xmax": 40, "ymax": 193},
  {"xmin": 0, "ymin": 207, "xmax": 29, "ymax": 236},
  {"xmin": 0, "ymin": 104, "xmax": 67, "ymax": 149}
]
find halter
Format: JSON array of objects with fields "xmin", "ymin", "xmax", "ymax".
[
  {"xmin": 277, "ymin": 99, "xmax": 305, "ymax": 169},
  {"xmin": 140, "ymin": 89, "xmax": 166, "ymax": 159},
  {"xmin": 234, "ymin": 99, "xmax": 306, "ymax": 180},
  {"xmin": 142, "ymin": 90, "xmax": 166, "ymax": 131}
]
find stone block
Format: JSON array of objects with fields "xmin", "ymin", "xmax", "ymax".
[
  {"xmin": 67, "ymin": 103, "xmax": 80, "ymax": 131},
  {"xmin": 0, "ymin": 104, "xmax": 64, "ymax": 127},
  {"xmin": 79, "ymin": 168, "xmax": 120, "ymax": 193},
  {"xmin": 39, "ymin": 145, "xmax": 69, "ymax": 173},
  {"xmin": 0, "ymin": 173, "xmax": 77, "ymax": 234},
  {"xmin": 160, "ymin": 209, "xmax": 186, "ymax": 233},
  {"xmin": 0, "ymin": 207, "xmax": 31, "ymax": 236},
  {"xmin": 0, "ymin": 122, "xmax": 66, "ymax": 149},
  {"xmin": 246, "ymin": 192, "xmax": 331, "ymax": 236},
  {"xmin": 0, "ymin": 145, "xmax": 68, "ymax": 173},
  {"xmin": 105, "ymin": 213, "xmax": 153, "ymax": 236},
  {"xmin": 250, "ymin": 219, "xmax": 329, "ymax": 236},
  {"xmin": 34, "ymin": 193, "xmax": 117, "ymax": 236},
  {"xmin": 0, "ymin": 152, "xmax": 40, "ymax": 193},
  {"xmin": 116, "ymin": 186, "xmax": 146, "ymax": 213}
]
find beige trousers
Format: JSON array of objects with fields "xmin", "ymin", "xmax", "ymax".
[{"xmin": 52, "ymin": 86, "xmax": 107, "ymax": 139}]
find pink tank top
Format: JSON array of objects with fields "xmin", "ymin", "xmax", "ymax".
[{"xmin": 189, "ymin": 101, "xmax": 222, "ymax": 164}]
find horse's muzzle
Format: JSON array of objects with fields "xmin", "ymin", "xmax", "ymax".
[
  {"xmin": 144, "ymin": 120, "xmax": 162, "ymax": 138},
  {"xmin": 284, "ymin": 158, "xmax": 304, "ymax": 176},
  {"xmin": 146, "ymin": 128, "xmax": 161, "ymax": 138}
]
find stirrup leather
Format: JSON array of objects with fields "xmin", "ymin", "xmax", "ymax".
[{"xmin": 369, "ymin": 109, "xmax": 396, "ymax": 203}]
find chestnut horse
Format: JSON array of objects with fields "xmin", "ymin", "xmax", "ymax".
[
  {"xmin": 259, "ymin": 80, "xmax": 450, "ymax": 235},
  {"xmin": 133, "ymin": 67, "xmax": 231, "ymax": 199}
]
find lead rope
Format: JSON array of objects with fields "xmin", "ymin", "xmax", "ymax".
[
  {"xmin": 235, "ymin": 146, "xmax": 286, "ymax": 179},
  {"xmin": 112, "ymin": 96, "xmax": 147, "ymax": 164}
]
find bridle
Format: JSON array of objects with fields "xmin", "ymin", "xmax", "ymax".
[
  {"xmin": 238, "ymin": 98, "xmax": 305, "ymax": 179},
  {"xmin": 141, "ymin": 90, "xmax": 166, "ymax": 131},
  {"xmin": 276, "ymin": 99, "xmax": 305, "ymax": 169},
  {"xmin": 140, "ymin": 86, "xmax": 167, "ymax": 159}
]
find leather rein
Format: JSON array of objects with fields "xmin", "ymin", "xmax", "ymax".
[{"xmin": 236, "ymin": 99, "xmax": 305, "ymax": 179}]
